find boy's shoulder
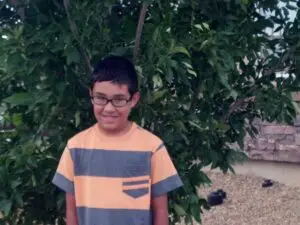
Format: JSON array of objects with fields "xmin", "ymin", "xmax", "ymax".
[
  {"xmin": 134, "ymin": 123, "xmax": 164, "ymax": 150},
  {"xmin": 65, "ymin": 122, "xmax": 165, "ymax": 151},
  {"xmin": 66, "ymin": 124, "xmax": 95, "ymax": 148}
]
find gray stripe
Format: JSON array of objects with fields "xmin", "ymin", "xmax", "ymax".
[
  {"xmin": 77, "ymin": 207, "xmax": 152, "ymax": 225},
  {"xmin": 151, "ymin": 174, "xmax": 183, "ymax": 198},
  {"xmin": 123, "ymin": 180, "xmax": 149, "ymax": 186},
  {"xmin": 123, "ymin": 188, "xmax": 149, "ymax": 198},
  {"xmin": 154, "ymin": 143, "xmax": 165, "ymax": 152},
  {"xmin": 52, "ymin": 172, "xmax": 74, "ymax": 194},
  {"xmin": 70, "ymin": 148, "xmax": 151, "ymax": 177}
]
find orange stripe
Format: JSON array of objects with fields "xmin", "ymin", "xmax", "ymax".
[
  {"xmin": 122, "ymin": 183, "xmax": 149, "ymax": 190},
  {"xmin": 67, "ymin": 125, "xmax": 161, "ymax": 152},
  {"xmin": 151, "ymin": 147, "xmax": 177, "ymax": 184},
  {"xmin": 57, "ymin": 148, "xmax": 74, "ymax": 181},
  {"xmin": 122, "ymin": 176, "xmax": 150, "ymax": 182},
  {"xmin": 74, "ymin": 176, "xmax": 150, "ymax": 210}
]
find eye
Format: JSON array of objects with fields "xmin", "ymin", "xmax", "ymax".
[
  {"xmin": 113, "ymin": 98, "xmax": 126, "ymax": 103},
  {"xmin": 112, "ymin": 98, "xmax": 128, "ymax": 106},
  {"xmin": 95, "ymin": 96, "xmax": 106, "ymax": 100}
]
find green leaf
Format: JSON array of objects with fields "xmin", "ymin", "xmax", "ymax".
[
  {"xmin": 174, "ymin": 204, "xmax": 187, "ymax": 216},
  {"xmin": 202, "ymin": 23, "xmax": 210, "ymax": 30},
  {"xmin": 194, "ymin": 24, "xmax": 203, "ymax": 30},
  {"xmin": 194, "ymin": 23, "xmax": 210, "ymax": 30},
  {"xmin": 230, "ymin": 90, "xmax": 238, "ymax": 100},
  {"xmin": 152, "ymin": 75, "xmax": 163, "ymax": 89},
  {"xmin": 174, "ymin": 120, "xmax": 188, "ymax": 132},
  {"xmin": 189, "ymin": 121, "xmax": 205, "ymax": 131},
  {"xmin": 190, "ymin": 204, "xmax": 201, "ymax": 223},
  {"xmin": 0, "ymin": 200, "xmax": 12, "ymax": 216},
  {"xmin": 149, "ymin": 89, "xmax": 168, "ymax": 103},
  {"xmin": 187, "ymin": 68, "xmax": 197, "ymax": 77},
  {"xmin": 11, "ymin": 180, "xmax": 22, "ymax": 189},
  {"xmin": 75, "ymin": 111, "xmax": 81, "ymax": 127},
  {"xmin": 218, "ymin": 72, "xmax": 231, "ymax": 90},
  {"xmin": 169, "ymin": 46, "xmax": 191, "ymax": 58},
  {"xmin": 181, "ymin": 62, "xmax": 193, "ymax": 69},
  {"xmin": 31, "ymin": 175, "xmax": 37, "ymax": 187},
  {"xmin": 189, "ymin": 195, "xmax": 199, "ymax": 204},
  {"xmin": 3, "ymin": 93, "xmax": 34, "ymax": 106},
  {"xmin": 6, "ymin": 53, "xmax": 25, "ymax": 75},
  {"xmin": 199, "ymin": 40, "xmax": 209, "ymax": 50},
  {"xmin": 12, "ymin": 113, "xmax": 23, "ymax": 126},
  {"xmin": 65, "ymin": 46, "xmax": 81, "ymax": 65}
]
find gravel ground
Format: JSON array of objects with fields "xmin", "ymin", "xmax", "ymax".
[{"xmin": 196, "ymin": 171, "xmax": 300, "ymax": 225}]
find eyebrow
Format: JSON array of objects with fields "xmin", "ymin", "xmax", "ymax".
[
  {"xmin": 93, "ymin": 92, "xmax": 128, "ymax": 98},
  {"xmin": 93, "ymin": 92, "xmax": 106, "ymax": 96}
]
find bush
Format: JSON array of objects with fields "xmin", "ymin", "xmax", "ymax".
[{"xmin": 0, "ymin": 0, "xmax": 299, "ymax": 224}]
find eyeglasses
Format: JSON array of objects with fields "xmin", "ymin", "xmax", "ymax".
[{"xmin": 91, "ymin": 95, "xmax": 131, "ymax": 107}]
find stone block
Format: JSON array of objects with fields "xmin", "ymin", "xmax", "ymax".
[
  {"xmin": 292, "ymin": 92, "xmax": 300, "ymax": 102},
  {"xmin": 277, "ymin": 144, "xmax": 300, "ymax": 152},
  {"xmin": 277, "ymin": 135, "xmax": 295, "ymax": 145},
  {"xmin": 248, "ymin": 148, "xmax": 300, "ymax": 163},
  {"xmin": 257, "ymin": 138, "xmax": 276, "ymax": 150},
  {"xmin": 274, "ymin": 150, "xmax": 300, "ymax": 163},
  {"xmin": 248, "ymin": 150, "xmax": 275, "ymax": 161},
  {"xmin": 295, "ymin": 134, "xmax": 300, "ymax": 145},
  {"xmin": 245, "ymin": 137, "xmax": 256, "ymax": 150},
  {"xmin": 294, "ymin": 115, "xmax": 300, "ymax": 133},
  {"xmin": 266, "ymin": 134, "xmax": 286, "ymax": 140},
  {"xmin": 263, "ymin": 125, "xmax": 296, "ymax": 135}
]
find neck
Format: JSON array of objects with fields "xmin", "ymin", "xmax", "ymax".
[{"xmin": 97, "ymin": 121, "xmax": 133, "ymax": 137}]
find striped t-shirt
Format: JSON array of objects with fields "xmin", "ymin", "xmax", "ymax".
[{"xmin": 52, "ymin": 122, "xmax": 183, "ymax": 225}]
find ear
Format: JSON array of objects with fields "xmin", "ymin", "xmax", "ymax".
[
  {"xmin": 130, "ymin": 92, "xmax": 140, "ymax": 108},
  {"xmin": 89, "ymin": 88, "xmax": 94, "ymax": 105}
]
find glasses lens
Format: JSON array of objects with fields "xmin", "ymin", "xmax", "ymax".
[
  {"xmin": 112, "ymin": 99, "xmax": 128, "ymax": 107},
  {"xmin": 94, "ymin": 96, "xmax": 107, "ymax": 105}
]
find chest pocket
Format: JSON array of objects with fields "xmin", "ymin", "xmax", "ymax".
[
  {"xmin": 121, "ymin": 152, "xmax": 151, "ymax": 198},
  {"xmin": 122, "ymin": 179, "xmax": 150, "ymax": 198}
]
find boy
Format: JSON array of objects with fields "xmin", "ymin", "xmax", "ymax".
[{"xmin": 52, "ymin": 56, "xmax": 183, "ymax": 225}]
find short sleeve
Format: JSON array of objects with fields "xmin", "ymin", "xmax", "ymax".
[
  {"xmin": 150, "ymin": 143, "xmax": 183, "ymax": 198},
  {"xmin": 52, "ymin": 146, "xmax": 74, "ymax": 194}
]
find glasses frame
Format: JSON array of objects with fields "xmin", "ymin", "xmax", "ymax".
[{"xmin": 90, "ymin": 95, "xmax": 132, "ymax": 108}]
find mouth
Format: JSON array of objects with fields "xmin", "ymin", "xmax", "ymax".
[{"xmin": 100, "ymin": 115, "xmax": 118, "ymax": 123}]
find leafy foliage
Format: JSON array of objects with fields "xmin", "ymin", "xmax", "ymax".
[{"xmin": 0, "ymin": 0, "xmax": 299, "ymax": 224}]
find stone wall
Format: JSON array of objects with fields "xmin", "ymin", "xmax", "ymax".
[
  {"xmin": 244, "ymin": 93, "xmax": 300, "ymax": 164},
  {"xmin": 245, "ymin": 118, "xmax": 300, "ymax": 163}
]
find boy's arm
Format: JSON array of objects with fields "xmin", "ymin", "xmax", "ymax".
[
  {"xmin": 150, "ymin": 142, "xmax": 183, "ymax": 225},
  {"xmin": 51, "ymin": 146, "xmax": 77, "ymax": 225},
  {"xmin": 66, "ymin": 193, "xmax": 79, "ymax": 225},
  {"xmin": 151, "ymin": 194, "xmax": 169, "ymax": 225}
]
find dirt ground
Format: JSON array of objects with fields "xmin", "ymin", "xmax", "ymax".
[{"xmin": 197, "ymin": 171, "xmax": 300, "ymax": 225}]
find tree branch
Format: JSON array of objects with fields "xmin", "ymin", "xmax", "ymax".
[
  {"xmin": 189, "ymin": 76, "xmax": 203, "ymax": 112},
  {"xmin": 222, "ymin": 85, "xmax": 257, "ymax": 122},
  {"xmin": 223, "ymin": 96, "xmax": 255, "ymax": 122},
  {"xmin": 63, "ymin": 0, "xmax": 92, "ymax": 73},
  {"xmin": 133, "ymin": 3, "xmax": 148, "ymax": 64},
  {"xmin": 262, "ymin": 46, "xmax": 296, "ymax": 76}
]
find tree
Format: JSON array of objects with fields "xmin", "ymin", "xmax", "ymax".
[{"xmin": 0, "ymin": 0, "xmax": 299, "ymax": 224}]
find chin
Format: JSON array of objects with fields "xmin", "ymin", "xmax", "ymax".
[
  {"xmin": 103, "ymin": 121, "xmax": 127, "ymax": 131},
  {"xmin": 101, "ymin": 123, "xmax": 118, "ymax": 131}
]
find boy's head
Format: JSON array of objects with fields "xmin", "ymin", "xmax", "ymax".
[{"xmin": 89, "ymin": 56, "xmax": 140, "ymax": 132}]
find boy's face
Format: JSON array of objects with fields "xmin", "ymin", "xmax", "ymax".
[{"xmin": 89, "ymin": 81, "xmax": 140, "ymax": 132}]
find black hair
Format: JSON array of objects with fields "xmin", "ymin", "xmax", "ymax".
[{"xmin": 90, "ymin": 55, "xmax": 138, "ymax": 95}]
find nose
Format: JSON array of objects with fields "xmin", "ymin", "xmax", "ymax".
[{"xmin": 103, "ymin": 101, "xmax": 115, "ymax": 112}]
